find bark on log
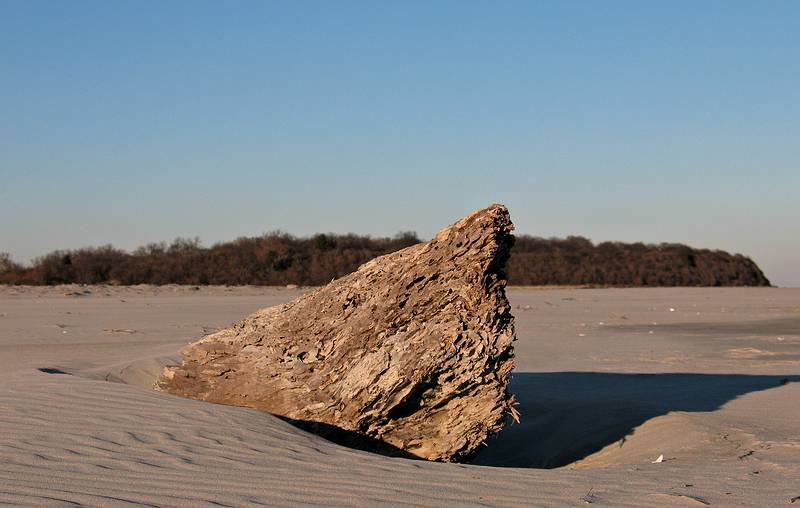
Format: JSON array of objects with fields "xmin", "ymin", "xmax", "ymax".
[{"xmin": 157, "ymin": 204, "xmax": 517, "ymax": 462}]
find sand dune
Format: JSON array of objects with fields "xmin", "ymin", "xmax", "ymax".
[{"xmin": 1, "ymin": 286, "xmax": 798, "ymax": 506}]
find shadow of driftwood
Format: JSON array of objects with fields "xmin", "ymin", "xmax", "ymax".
[
  {"xmin": 50, "ymin": 361, "xmax": 797, "ymax": 468},
  {"xmin": 278, "ymin": 416, "xmax": 420, "ymax": 460},
  {"xmin": 470, "ymin": 372, "xmax": 797, "ymax": 468},
  {"xmin": 38, "ymin": 367, "xmax": 72, "ymax": 375}
]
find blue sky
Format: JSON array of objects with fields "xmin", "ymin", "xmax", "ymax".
[{"xmin": 1, "ymin": 1, "xmax": 798, "ymax": 286}]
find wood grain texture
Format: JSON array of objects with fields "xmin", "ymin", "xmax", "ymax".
[{"xmin": 157, "ymin": 204, "xmax": 517, "ymax": 461}]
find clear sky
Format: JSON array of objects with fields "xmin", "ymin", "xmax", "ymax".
[{"xmin": 1, "ymin": 1, "xmax": 798, "ymax": 286}]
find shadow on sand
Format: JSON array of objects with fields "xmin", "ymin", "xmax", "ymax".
[
  {"xmin": 470, "ymin": 372, "xmax": 797, "ymax": 468},
  {"xmin": 53, "ymin": 360, "xmax": 795, "ymax": 469},
  {"xmin": 279, "ymin": 416, "xmax": 420, "ymax": 460}
]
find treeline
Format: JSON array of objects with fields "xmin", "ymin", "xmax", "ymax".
[
  {"xmin": 0, "ymin": 232, "xmax": 770, "ymax": 287},
  {"xmin": 508, "ymin": 236, "xmax": 769, "ymax": 287}
]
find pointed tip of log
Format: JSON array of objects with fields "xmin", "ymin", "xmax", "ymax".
[{"xmin": 435, "ymin": 203, "xmax": 514, "ymax": 241}]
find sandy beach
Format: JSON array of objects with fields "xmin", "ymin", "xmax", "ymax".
[{"xmin": 1, "ymin": 285, "xmax": 798, "ymax": 506}]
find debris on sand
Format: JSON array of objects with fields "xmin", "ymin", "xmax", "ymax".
[
  {"xmin": 64, "ymin": 290, "xmax": 92, "ymax": 297},
  {"xmin": 581, "ymin": 488, "xmax": 599, "ymax": 504},
  {"xmin": 652, "ymin": 454, "xmax": 664, "ymax": 463},
  {"xmin": 157, "ymin": 204, "xmax": 517, "ymax": 462},
  {"xmin": 668, "ymin": 493, "xmax": 710, "ymax": 505}
]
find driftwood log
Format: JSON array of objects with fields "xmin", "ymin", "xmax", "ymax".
[{"xmin": 157, "ymin": 204, "xmax": 517, "ymax": 462}]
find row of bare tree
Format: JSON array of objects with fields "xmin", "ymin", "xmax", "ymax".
[{"xmin": 0, "ymin": 232, "xmax": 769, "ymax": 287}]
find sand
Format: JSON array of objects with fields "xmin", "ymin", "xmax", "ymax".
[{"xmin": 1, "ymin": 285, "xmax": 798, "ymax": 506}]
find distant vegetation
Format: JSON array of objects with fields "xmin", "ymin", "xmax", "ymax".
[
  {"xmin": 0, "ymin": 232, "xmax": 769, "ymax": 287},
  {"xmin": 509, "ymin": 236, "xmax": 769, "ymax": 287}
]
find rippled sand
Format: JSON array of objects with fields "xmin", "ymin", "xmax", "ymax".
[{"xmin": 1, "ymin": 285, "xmax": 798, "ymax": 506}]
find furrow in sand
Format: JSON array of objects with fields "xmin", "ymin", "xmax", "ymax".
[
  {"xmin": 0, "ymin": 467, "xmax": 572, "ymax": 507},
  {"xmin": 0, "ymin": 454, "xmax": 575, "ymax": 498}
]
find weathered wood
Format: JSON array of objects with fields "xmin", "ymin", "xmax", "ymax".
[{"xmin": 157, "ymin": 204, "xmax": 517, "ymax": 462}]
